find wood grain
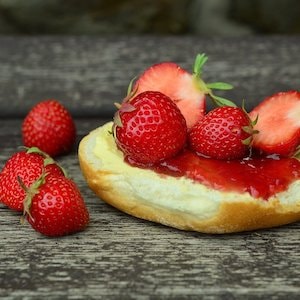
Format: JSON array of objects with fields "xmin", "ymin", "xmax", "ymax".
[
  {"xmin": 1, "ymin": 118, "xmax": 300, "ymax": 299},
  {"xmin": 0, "ymin": 36, "xmax": 299, "ymax": 117},
  {"xmin": 0, "ymin": 36, "xmax": 300, "ymax": 299}
]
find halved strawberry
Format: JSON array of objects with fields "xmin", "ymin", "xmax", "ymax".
[
  {"xmin": 249, "ymin": 91, "xmax": 300, "ymax": 156},
  {"xmin": 134, "ymin": 62, "xmax": 205, "ymax": 129},
  {"xmin": 134, "ymin": 54, "xmax": 234, "ymax": 129}
]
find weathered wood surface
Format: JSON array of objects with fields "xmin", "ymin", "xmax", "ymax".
[
  {"xmin": 0, "ymin": 36, "xmax": 300, "ymax": 299},
  {"xmin": 0, "ymin": 35, "xmax": 300, "ymax": 117}
]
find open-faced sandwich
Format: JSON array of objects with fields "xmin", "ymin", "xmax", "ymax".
[{"xmin": 79, "ymin": 54, "xmax": 300, "ymax": 233}]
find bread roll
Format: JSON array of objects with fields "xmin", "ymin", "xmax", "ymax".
[{"xmin": 78, "ymin": 122, "xmax": 300, "ymax": 233}]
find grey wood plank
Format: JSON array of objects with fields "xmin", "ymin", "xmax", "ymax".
[
  {"xmin": 0, "ymin": 36, "xmax": 299, "ymax": 118},
  {"xmin": 0, "ymin": 118, "xmax": 299, "ymax": 299}
]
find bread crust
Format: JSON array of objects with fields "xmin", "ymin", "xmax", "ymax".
[{"xmin": 78, "ymin": 123, "xmax": 300, "ymax": 233}]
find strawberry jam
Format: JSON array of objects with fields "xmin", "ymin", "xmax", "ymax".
[{"xmin": 147, "ymin": 151, "xmax": 300, "ymax": 200}]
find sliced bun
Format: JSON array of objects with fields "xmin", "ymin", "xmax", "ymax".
[{"xmin": 78, "ymin": 122, "xmax": 300, "ymax": 233}]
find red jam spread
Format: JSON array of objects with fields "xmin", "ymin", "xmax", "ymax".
[{"xmin": 128, "ymin": 150, "xmax": 300, "ymax": 200}]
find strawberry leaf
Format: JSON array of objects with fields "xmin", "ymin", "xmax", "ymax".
[
  {"xmin": 127, "ymin": 77, "xmax": 137, "ymax": 97},
  {"xmin": 114, "ymin": 102, "xmax": 122, "ymax": 109},
  {"xmin": 242, "ymin": 136, "xmax": 253, "ymax": 146},
  {"xmin": 206, "ymin": 82, "xmax": 233, "ymax": 90},
  {"xmin": 294, "ymin": 146, "xmax": 300, "ymax": 160},
  {"xmin": 123, "ymin": 77, "xmax": 139, "ymax": 103},
  {"xmin": 193, "ymin": 53, "xmax": 208, "ymax": 77},
  {"xmin": 18, "ymin": 173, "xmax": 46, "ymax": 222},
  {"xmin": 251, "ymin": 114, "xmax": 259, "ymax": 126},
  {"xmin": 113, "ymin": 111, "xmax": 123, "ymax": 128},
  {"xmin": 120, "ymin": 103, "xmax": 136, "ymax": 113},
  {"xmin": 211, "ymin": 95, "xmax": 237, "ymax": 107},
  {"xmin": 26, "ymin": 146, "xmax": 48, "ymax": 156},
  {"xmin": 242, "ymin": 125, "xmax": 253, "ymax": 134},
  {"xmin": 192, "ymin": 53, "xmax": 236, "ymax": 108}
]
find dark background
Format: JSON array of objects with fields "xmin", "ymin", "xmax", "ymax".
[
  {"xmin": 0, "ymin": 0, "xmax": 300, "ymax": 36},
  {"xmin": 0, "ymin": 0, "xmax": 299, "ymax": 118}
]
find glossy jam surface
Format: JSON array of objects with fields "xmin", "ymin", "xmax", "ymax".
[{"xmin": 144, "ymin": 150, "xmax": 300, "ymax": 200}]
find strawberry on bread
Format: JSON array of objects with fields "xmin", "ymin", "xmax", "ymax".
[
  {"xmin": 189, "ymin": 106, "xmax": 256, "ymax": 160},
  {"xmin": 250, "ymin": 90, "xmax": 300, "ymax": 156},
  {"xmin": 134, "ymin": 62, "xmax": 204, "ymax": 129},
  {"xmin": 134, "ymin": 54, "xmax": 233, "ymax": 129},
  {"xmin": 78, "ymin": 54, "xmax": 300, "ymax": 234},
  {"xmin": 113, "ymin": 91, "xmax": 187, "ymax": 165},
  {"xmin": 79, "ymin": 122, "xmax": 300, "ymax": 233}
]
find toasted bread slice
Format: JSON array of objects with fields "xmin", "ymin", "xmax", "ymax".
[{"xmin": 78, "ymin": 122, "xmax": 300, "ymax": 233}]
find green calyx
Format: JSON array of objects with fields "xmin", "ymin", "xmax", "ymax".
[
  {"xmin": 25, "ymin": 146, "xmax": 68, "ymax": 177},
  {"xmin": 18, "ymin": 172, "xmax": 47, "ymax": 223},
  {"xmin": 112, "ymin": 77, "xmax": 138, "ymax": 131},
  {"xmin": 293, "ymin": 146, "xmax": 300, "ymax": 159},
  {"xmin": 241, "ymin": 105, "xmax": 259, "ymax": 146},
  {"xmin": 193, "ymin": 53, "xmax": 236, "ymax": 107}
]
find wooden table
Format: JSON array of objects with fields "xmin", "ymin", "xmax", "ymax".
[{"xmin": 0, "ymin": 36, "xmax": 300, "ymax": 299}]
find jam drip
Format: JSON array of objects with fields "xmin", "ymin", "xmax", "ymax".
[{"xmin": 127, "ymin": 150, "xmax": 300, "ymax": 200}]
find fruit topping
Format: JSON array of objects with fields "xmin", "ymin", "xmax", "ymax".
[
  {"xmin": 22, "ymin": 99, "xmax": 76, "ymax": 157},
  {"xmin": 250, "ymin": 91, "xmax": 300, "ymax": 156},
  {"xmin": 154, "ymin": 150, "xmax": 300, "ymax": 200},
  {"xmin": 189, "ymin": 106, "xmax": 257, "ymax": 160},
  {"xmin": 134, "ymin": 54, "xmax": 234, "ymax": 129},
  {"xmin": 111, "ymin": 52, "xmax": 300, "ymax": 199},
  {"xmin": 113, "ymin": 91, "xmax": 187, "ymax": 165}
]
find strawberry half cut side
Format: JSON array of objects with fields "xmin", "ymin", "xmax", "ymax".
[
  {"xmin": 134, "ymin": 62, "xmax": 206, "ymax": 129},
  {"xmin": 133, "ymin": 54, "xmax": 235, "ymax": 129},
  {"xmin": 249, "ymin": 90, "xmax": 300, "ymax": 156}
]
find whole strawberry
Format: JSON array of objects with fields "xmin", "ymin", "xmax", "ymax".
[
  {"xmin": 0, "ymin": 148, "xmax": 64, "ymax": 211},
  {"xmin": 23, "ymin": 173, "xmax": 89, "ymax": 237},
  {"xmin": 189, "ymin": 106, "xmax": 255, "ymax": 160},
  {"xmin": 22, "ymin": 99, "xmax": 76, "ymax": 157},
  {"xmin": 113, "ymin": 91, "xmax": 187, "ymax": 165}
]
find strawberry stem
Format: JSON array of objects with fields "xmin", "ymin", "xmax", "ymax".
[
  {"xmin": 193, "ymin": 53, "xmax": 208, "ymax": 77},
  {"xmin": 193, "ymin": 53, "xmax": 236, "ymax": 107}
]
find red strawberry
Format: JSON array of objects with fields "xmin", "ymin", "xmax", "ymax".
[
  {"xmin": 23, "ymin": 173, "xmax": 89, "ymax": 237},
  {"xmin": 134, "ymin": 54, "xmax": 234, "ymax": 129},
  {"xmin": 134, "ymin": 62, "xmax": 205, "ymax": 129},
  {"xmin": 249, "ymin": 91, "xmax": 300, "ymax": 156},
  {"xmin": 113, "ymin": 91, "xmax": 187, "ymax": 165},
  {"xmin": 0, "ymin": 148, "xmax": 64, "ymax": 211},
  {"xmin": 22, "ymin": 99, "xmax": 76, "ymax": 157},
  {"xmin": 189, "ymin": 106, "xmax": 254, "ymax": 160}
]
